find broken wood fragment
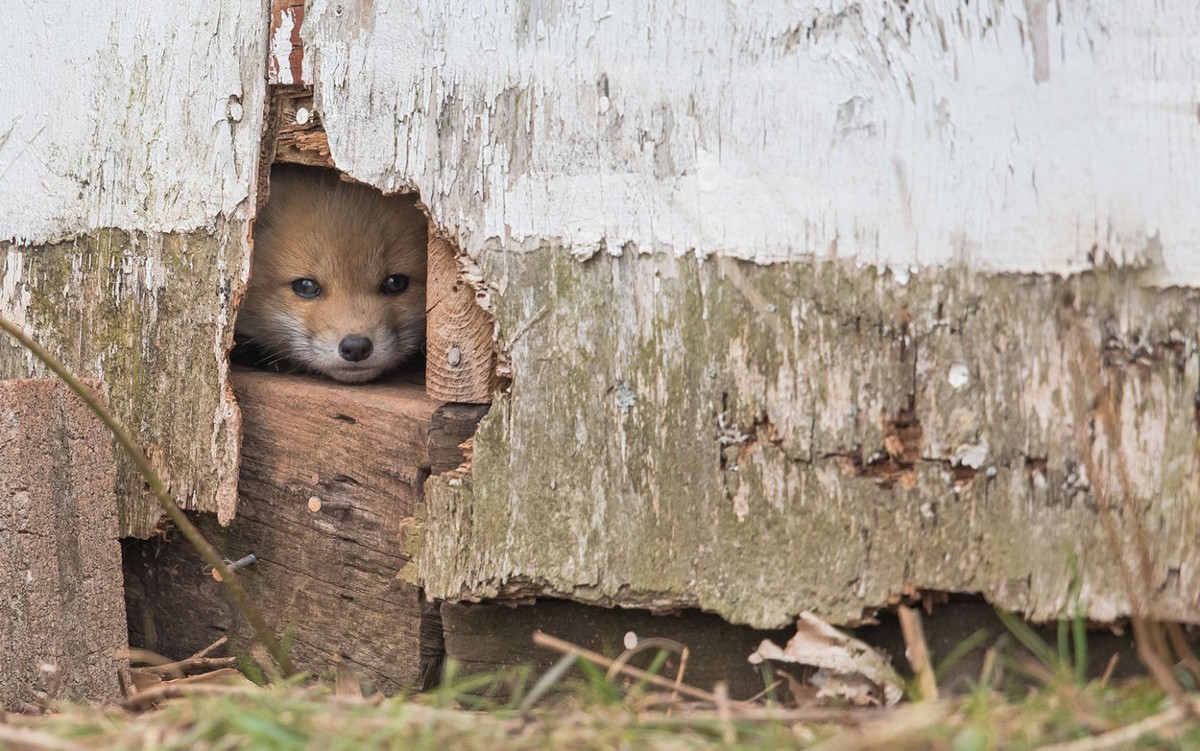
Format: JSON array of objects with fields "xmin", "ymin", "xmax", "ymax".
[{"xmin": 425, "ymin": 235, "xmax": 496, "ymax": 403}]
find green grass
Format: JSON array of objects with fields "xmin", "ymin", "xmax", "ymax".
[{"xmin": 5, "ymin": 657, "xmax": 1200, "ymax": 751}]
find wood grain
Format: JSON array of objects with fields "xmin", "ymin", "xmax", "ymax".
[
  {"xmin": 425, "ymin": 235, "xmax": 495, "ymax": 403},
  {"xmin": 124, "ymin": 367, "xmax": 465, "ymax": 694},
  {"xmin": 0, "ymin": 378, "xmax": 128, "ymax": 708}
]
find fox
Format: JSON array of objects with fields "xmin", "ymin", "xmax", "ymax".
[{"xmin": 235, "ymin": 164, "xmax": 427, "ymax": 383}]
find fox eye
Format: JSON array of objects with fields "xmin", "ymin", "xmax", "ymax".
[
  {"xmin": 291, "ymin": 278, "xmax": 321, "ymax": 298},
  {"xmin": 381, "ymin": 274, "xmax": 409, "ymax": 294}
]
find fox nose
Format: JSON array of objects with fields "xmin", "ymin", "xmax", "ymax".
[{"xmin": 338, "ymin": 335, "xmax": 373, "ymax": 362}]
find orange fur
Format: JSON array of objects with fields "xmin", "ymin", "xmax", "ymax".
[{"xmin": 237, "ymin": 165, "xmax": 428, "ymax": 383}]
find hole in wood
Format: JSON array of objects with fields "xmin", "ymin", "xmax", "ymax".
[
  {"xmin": 234, "ymin": 163, "xmax": 428, "ymax": 387},
  {"xmin": 129, "ymin": 83, "xmax": 500, "ymax": 692}
]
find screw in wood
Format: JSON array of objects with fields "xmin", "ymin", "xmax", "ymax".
[
  {"xmin": 447, "ymin": 346, "xmax": 462, "ymax": 367},
  {"xmin": 210, "ymin": 553, "xmax": 257, "ymax": 582},
  {"xmin": 308, "ymin": 496, "xmax": 352, "ymax": 513}
]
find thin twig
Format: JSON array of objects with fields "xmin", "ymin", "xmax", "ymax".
[
  {"xmin": 189, "ymin": 636, "xmax": 229, "ymax": 660},
  {"xmin": 121, "ymin": 669, "xmax": 253, "ymax": 710},
  {"xmin": 137, "ymin": 656, "xmax": 239, "ymax": 677},
  {"xmin": 0, "ymin": 315, "xmax": 294, "ymax": 678}
]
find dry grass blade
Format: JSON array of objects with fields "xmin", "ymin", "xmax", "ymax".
[
  {"xmin": 334, "ymin": 659, "xmax": 365, "ymax": 700},
  {"xmin": 519, "ymin": 648, "xmax": 581, "ymax": 711},
  {"xmin": 122, "ymin": 668, "xmax": 254, "ymax": 710},
  {"xmin": 1068, "ymin": 333, "xmax": 1187, "ymax": 706},
  {"xmin": 605, "ymin": 636, "xmax": 690, "ymax": 704},
  {"xmin": 713, "ymin": 681, "xmax": 734, "ymax": 746},
  {"xmin": 533, "ymin": 631, "xmax": 744, "ymax": 708},
  {"xmin": 808, "ymin": 701, "xmax": 952, "ymax": 751},
  {"xmin": 1038, "ymin": 699, "xmax": 1196, "ymax": 751},
  {"xmin": 0, "ymin": 724, "xmax": 87, "ymax": 751},
  {"xmin": 897, "ymin": 604, "xmax": 938, "ymax": 702},
  {"xmin": 0, "ymin": 314, "xmax": 295, "ymax": 678}
]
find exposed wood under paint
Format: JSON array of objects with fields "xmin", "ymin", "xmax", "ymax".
[
  {"xmin": 124, "ymin": 366, "xmax": 474, "ymax": 693},
  {"xmin": 419, "ymin": 255, "xmax": 1200, "ymax": 629}
]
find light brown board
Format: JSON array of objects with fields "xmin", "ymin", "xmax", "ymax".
[
  {"xmin": 0, "ymin": 378, "xmax": 128, "ymax": 708},
  {"xmin": 124, "ymin": 367, "xmax": 456, "ymax": 693},
  {"xmin": 425, "ymin": 236, "xmax": 496, "ymax": 403}
]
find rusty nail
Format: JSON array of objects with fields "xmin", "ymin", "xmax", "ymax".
[
  {"xmin": 210, "ymin": 554, "xmax": 257, "ymax": 582},
  {"xmin": 308, "ymin": 496, "xmax": 352, "ymax": 513}
]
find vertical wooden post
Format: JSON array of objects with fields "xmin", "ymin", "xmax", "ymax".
[
  {"xmin": 268, "ymin": 0, "xmax": 306, "ymax": 86},
  {"xmin": 0, "ymin": 379, "xmax": 128, "ymax": 708}
]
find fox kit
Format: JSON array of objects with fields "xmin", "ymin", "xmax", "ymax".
[{"xmin": 237, "ymin": 165, "xmax": 427, "ymax": 383}]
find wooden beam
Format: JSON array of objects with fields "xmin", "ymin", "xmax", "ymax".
[
  {"xmin": 425, "ymin": 235, "xmax": 496, "ymax": 403},
  {"xmin": 0, "ymin": 378, "xmax": 128, "ymax": 708},
  {"xmin": 124, "ymin": 367, "xmax": 472, "ymax": 693}
]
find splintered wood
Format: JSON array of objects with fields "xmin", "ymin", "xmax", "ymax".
[
  {"xmin": 124, "ymin": 368, "xmax": 479, "ymax": 694},
  {"xmin": 273, "ymin": 92, "xmax": 332, "ymax": 168},
  {"xmin": 0, "ymin": 378, "xmax": 128, "ymax": 709},
  {"xmin": 425, "ymin": 235, "xmax": 496, "ymax": 403}
]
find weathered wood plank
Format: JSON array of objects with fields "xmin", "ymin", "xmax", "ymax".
[
  {"xmin": 425, "ymin": 236, "xmax": 496, "ymax": 404},
  {"xmin": 2, "ymin": 2, "xmax": 264, "ymax": 537},
  {"xmin": 124, "ymin": 367, "xmax": 446, "ymax": 693},
  {"xmin": 1, "ymin": 229, "xmax": 248, "ymax": 537},
  {"xmin": 0, "ymin": 379, "xmax": 128, "ymax": 708},
  {"xmin": 428, "ymin": 403, "xmax": 489, "ymax": 475},
  {"xmin": 420, "ymin": 255, "xmax": 1200, "ymax": 629}
]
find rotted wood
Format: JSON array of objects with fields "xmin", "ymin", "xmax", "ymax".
[
  {"xmin": 425, "ymin": 235, "xmax": 497, "ymax": 403},
  {"xmin": 273, "ymin": 91, "xmax": 333, "ymax": 168},
  {"xmin": 0, "ymin": 379, "xmax": 129, "ymax": 708},
  {"xmin": 428, "ymin": 403, "xmax": 489, "ymax": 474},
  {"xmin": 124, "ymin": 367, "xmax": 476, "ymax": 693}
]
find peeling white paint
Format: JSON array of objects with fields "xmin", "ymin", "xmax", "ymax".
[
  {"xmin": 305, "ymin": 1, "xmax": 1200, "ymax": 283},
  {"xmin": 0, "ymin": 1, "xmax": 265, "ymax": 245},
  {"xmin": 271, "ymin": 8, "xmax": 300, "ymax": 86},
  {"xmin": 948, "ymin": 363, "xmax": 970, "ymax": 389}
]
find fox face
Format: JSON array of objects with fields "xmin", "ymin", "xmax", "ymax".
[{"xmin": 237, "ymin": 165, "xmax": 428, "ymax": 383}]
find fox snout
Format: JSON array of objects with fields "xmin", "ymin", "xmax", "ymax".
[{"xmin": 338, "ymin": 334, "xmax": 373, "ymax": 362}]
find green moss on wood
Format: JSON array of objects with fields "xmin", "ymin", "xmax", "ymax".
[{"xmin": 420, "ymin": 251, "xmax": 1200, "ymax": 628}]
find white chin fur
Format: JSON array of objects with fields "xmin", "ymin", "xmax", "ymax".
[{"xmin": 321, "ymin": 365, "xmax": 386, "ymax": 383}]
